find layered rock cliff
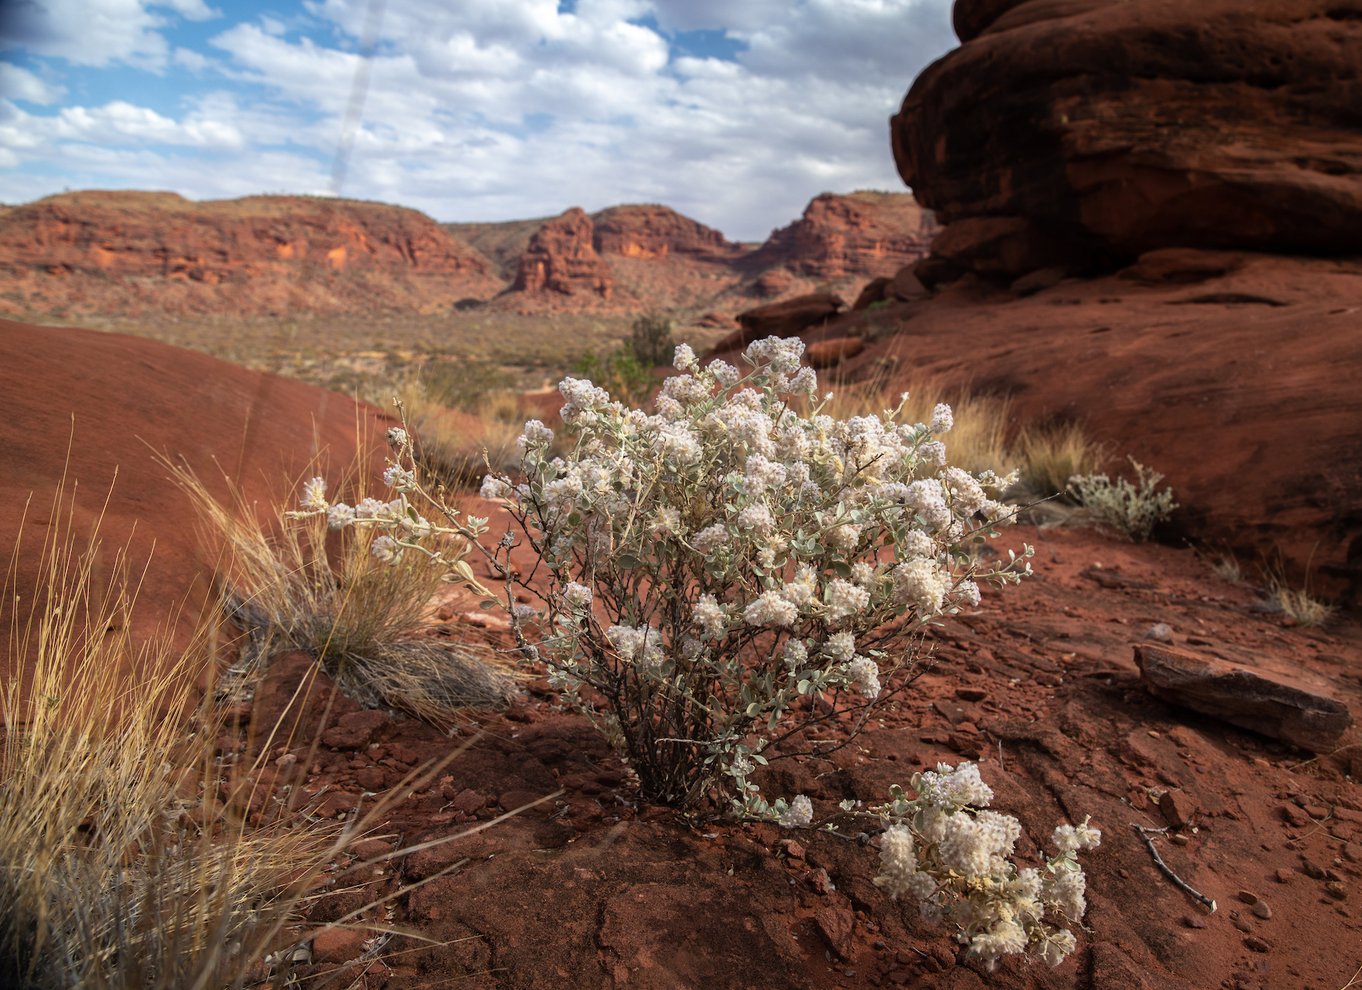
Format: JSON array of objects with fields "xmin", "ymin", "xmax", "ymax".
[
  {"xmin": 892, "ymin": 0, "xmax": 1362, "ymax": 280},
  {"xmin": 510, "ymin": 207, "xmax": 613, "ymax": 299},
  {"xmin": 0, "ymin": 191, "xmax": 502, "ymax": 316},
  {"xmin": 744, "ymin": 191, "xmax": 937, "ymax": 279}
]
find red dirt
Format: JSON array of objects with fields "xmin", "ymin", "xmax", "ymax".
[
  {"xmin": 236, "ymin": 523, "xmax": 1362, "ymax": 990},
  {"xmin": 3, "ymin": 317, "xmax": 1359, "ymax": 988}
]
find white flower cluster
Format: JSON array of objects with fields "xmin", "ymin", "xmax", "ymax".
[
  {"xmin": 872, "ymin": 762, "xmax": 1099, "ymax": 972},
  {"xmin": 468, "ymin": 335, "xmax": 1031, "ymax": 808}
]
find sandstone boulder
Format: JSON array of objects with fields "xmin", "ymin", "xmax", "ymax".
[
  {"xmin": 1135, "ymin": 644, "xmax": 1353, "ymax": 752},
  {"xmin": 731, "ymin": 292, "xmax": 845, "ymax": 348},
  {"xmin": 893, "ymin": 0, "xmax": 1362, "ymax": 279}
]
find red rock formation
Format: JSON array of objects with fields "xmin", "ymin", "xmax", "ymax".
[
  {"xmin": 592, "ymin": 205, "xmax": 739, "ymax": 261},
  {"xmin": 893, "ymin": 0, "xmax": 1362, "ymax": 279},
  {"xmin": 510, "ymin": 208, "xmax": 613, "ymax": 299},
  {"xmin": 746, "ymin": 192, "xmax": 937, "ymax": 279},
  {"xmin": 0, "ymin": 191, "xmax": 502, "ymax": 316},
  {"xmin": 0, "ymin": 317, "xmax": 390, "ymax": 655}
]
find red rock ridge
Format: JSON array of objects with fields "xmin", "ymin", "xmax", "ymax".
[
  {"xmin": 0, "ymin": 191, "xmax": 502, "ymax": 316},
  {"xmin": 745, "ymin": 191, "xmax": 937, "ymax": 280},
  {"xmin": 892, "ymin": 0, "xmax": 1362, "ymax": 280},
  {"xmin": 510, "ymin": 207, "xmax": 613, "ymax": 299},
  {"xmin": 591, "ymin": 204, "xmax": 741, "ymax": 261}
]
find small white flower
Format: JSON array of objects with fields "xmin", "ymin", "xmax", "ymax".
[
  {"xmin": 517, "ymin": 419, "xmax": 555, "ymax": 451},
  {"xmin": 383, "ymin": 464, "xmax": 415, "ymax": 491},
  {"xmin": 779, "ymin": 795, "xmax": 813, "ymax": 828},
  {"xmin": 846, "ymin": 656, "xmax": 881, "ymax": 699},
  {"xmin": 480, "ymin": 474, "xmax": 512, "ymax": 501},
  {"xmin": 744, "ymin": 591, "xmax": 798, "ymax": 628},
  {"xmin": 386, "ymin": 426, "xmax": 408, "ymax": 447},
  {"xmin": 824, "ymin": 631, "xmax": 856, "ymax": 662},
  {"xmin": 370, "ymin": 535, "xmax": 400, "ymax": 563},
  {"xmin": 300, "ymin": 476, "xmax": 328, "ymax": 512},
  {"xmin": 673, "ymin": 343, "xmax": 698, "ymax": 370},
  {"xmin": 930, "ymin": 402, "xmax": 954, "ymax": 434},
  {"xmin": 326, "ymin": 503, "xmax": 356, "ymax": 529},
  {"xmin": 561, "ymin": 582, "xmax": 593, "ymax": 609}
]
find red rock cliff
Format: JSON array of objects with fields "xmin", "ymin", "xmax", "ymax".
[
  {"xmin": 511, "ymin": 207, "xmax": 613, "ymax": 299},
  {"xmin": 591, "ymin": 204, "xmax": 740, "ymax": 261},
  {"xmin": 892, "ymin": 0, "xmax": 1362, "ymax": 279},
  {"xmin": 0, "ymin": 191, "xmax": 502, "ymax": 316},
  {"xmin": 746, "ymin": 192, "xmax": 937, "ymax": 279}
]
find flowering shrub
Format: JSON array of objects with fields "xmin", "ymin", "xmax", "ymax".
[
  {"xmin": 470, "ymin": 337, "xmax": 1032, "ymax": 809},
  {"xmin": 1068, "ymin": 457, "xmax": 1177, "ymax": 542},
  {"xmin": 872, "ymin": 762, "xmax": 1100, "ymax": 971}
]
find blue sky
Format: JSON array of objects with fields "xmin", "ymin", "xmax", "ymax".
[{"xmin": 0, "ymin": 0, "xmax": 958, "ymax": 241}]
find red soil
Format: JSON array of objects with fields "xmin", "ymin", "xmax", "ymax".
[
  {"xmin": 238, "ymin": 523, "xmax": 1362, "ymax": 990},
  {"xmin": 3, "ymin": 319, "xmax": 1358, "ymax": 988}
]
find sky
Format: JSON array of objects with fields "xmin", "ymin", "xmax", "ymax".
[{"xmin": 0, "ymin": 0, "xmax": 958, "ymax": 242}]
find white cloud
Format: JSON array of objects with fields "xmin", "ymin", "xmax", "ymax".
[
  {"xmin": 0, "ymin": 62, "xmax": 65, "ymax": 104},
  {"xmin": 0, "ymin": 0, "xmax": 221, "ymax": 68},
  {"xmin": 3, "ymin": 0, "xmax": 958, "ymax": 239}
]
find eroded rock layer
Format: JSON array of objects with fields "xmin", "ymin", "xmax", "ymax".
[
  {"xmin": 745, "ymin": 192, "xmax": 937, "ymax": 280},
  {"xmin": 0, "ymin": 191, "xmax": 501, "ymax": 316},
  {"xmin": 510, "ymin": 208, "xmax": 614, "ymax": 299},
  {"xmin": 893, "ymin": 0, "xmax": 1362, "ymax": 279}
]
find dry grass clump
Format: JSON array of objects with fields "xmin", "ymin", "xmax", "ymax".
[
  {"xmin": 1011, "ymin": 421, "xmax": 1108, "ymax": 502},
  {"xmin": 173, "ymin": 462, "xmax": 518, "ymax": 730},
  {"xmin": 1273, "ymin": 585, "xmax": 1334, "ymax": 627},
  {"xmin": 0, "ymin": 494, "xmax": 345, "ymax": 989},
  {"xmin": 399, "ymin": 385, "xmax": 523, "ymax": 491},
  {"xmin": 817, "ymin": 372, "xmax": 1013, "ymax": 478}
]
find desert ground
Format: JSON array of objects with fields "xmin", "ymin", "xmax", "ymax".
[{"xmin": 2, "ymin": 1, "xmax": 1360, "ymax": 988}]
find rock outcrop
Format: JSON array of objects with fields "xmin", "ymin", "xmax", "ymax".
[
  {"xmin": 0, "ymin": 191, "xmax": 501, "ymax": 316},
  {"xmin": 510, "ymin": 208, "xmax": 613, "ymax": 299},
  {"xmin": 746, "ymin": 192, "xmax": 937, "ymax": 280},
  {"xmin": 892, "ymin": 0, "xmax": 1362, "ymax": 280},
  {"xmin": 592, "ymin": 205, "xmax": 740, "ymax": 261}
]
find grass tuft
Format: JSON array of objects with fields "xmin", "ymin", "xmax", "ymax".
[
  {"xmin": 171, "ymin": 460, "xmax": 518, "ymax": 731},
  {"xmin": 0, "ymin": 488, "xmax": 344, "ymax": 990}
]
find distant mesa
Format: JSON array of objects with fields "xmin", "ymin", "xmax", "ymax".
[
  {"xmin": 0, "ymin": 189, "xmax": 932, "ymax": 322},
  {"xmin": 743, "ymin": 191, "xmax": 937, "ymax": 280},
  {"xmin": 0, "ymin": 190, "xmax": 502, "ymax": 317},
  {"xmin": 893, "ymin": 0, "xmax": 1362, "ymax": 282}
]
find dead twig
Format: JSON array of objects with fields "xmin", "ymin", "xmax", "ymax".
[{"xmin": 1131, "ymin": 824, "xmax": 1216, "ymax": 913}]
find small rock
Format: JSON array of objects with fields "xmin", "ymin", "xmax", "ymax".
[
  {"xmin": 1181, "ymin": 914, "xmax": 1207, "ymax": 929},
  {"xmin": 1274, "ymin": 868, "xmax": 1293, "ymax": 884},
  {"xmin": 1281, "ymin": 805, "xmax": 1310, "ymax": 827},
  {"xmin": 809, "ymin": 868, "xmax": 837, "ymax": 895},
  {"xmin": 1237, "ymin": 890, "xmax": 1258, "ymax": 904},
  {"xmin": 1159, "ymin": 789, "xmax": 1198, "ymax": 829},
  {"xmin": 814, "ymin": 904, "xmax": 855, "ymax": 959},
  {"xmin": 1302, "ymin": 857, "xmax": 1328, "ymax": 879},
  {"xmin": 954, "ymin": 686, "xmax": 988, "ymax": 702},
  {"xmin": 782, "ymin": 839, "xmax": 807, "ymax": 861},
  {"xmin": 1343, "ymin": 842, "xmax": 1362, "ymax": 864},
  {"xmin": 1252, "ymin": 900, "xmax": 1273, "ymax": 919},
  {"xmin": 1144, "ymin": 622, "xmax": 1174, "ymax": 642},
  {"xmin": 1169, "ymin": 833, "xmax": 1190, "ymax": 846},
  {"xmin": 312, "ymin": 927, "xmax": 366, "ymax": 962},
  {"xmin": 1243, "ymin": 935, "xmax": 1272, "ymax": 953},
  {"xmin": 1325, "ymin": 881, "xmax": 1348, "ymax": 900}
]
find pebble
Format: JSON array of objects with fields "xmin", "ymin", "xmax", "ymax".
[
  {"xmin": 1302, "ymin": 857, "xmax": 1328, "ymax": 879},
  {"xmin": 1143, "ymin": 622, "xmax": 1173, "ymax": 642},
  {"xmin": 1159, "ymin": 789, "xmax": 1197, "ymax": 829},
  {"xmin": 1243, "ymin": 935, "xmax": 1272, "ymax": 953},
  {"xmin": 1252, "ymin": 900, "xmax": 1273, "ymax": 919},
  {"xmin": 1325, "ymin": 881, "xmax": 1348, "ymax": 900},
  {"xmin": 1237, "ymin": 890, "xmax": 1258, "ymax": 905},
  {"xmin": 1344, "ymin": 842, "xmax": 1362, "ymax": 864},
  {"xmin": 1274, "ymin": 868, "xmax": 1293, "ymax": 884},
  {"xmin": 1181, "ymin": 914, "xmax": 1207, "ymax": 929}
]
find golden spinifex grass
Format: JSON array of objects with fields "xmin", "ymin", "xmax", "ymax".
[
  {"xmin": 0, "ymin": 488, "xmax": 345, "ymax": 990},
  {"xmin": 396, "ymin": 382, "xmax": 524, "ymax": 491},
  {"xmin": 170, "ymin": 461, "xmax": 517, "ymax": 730}
]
